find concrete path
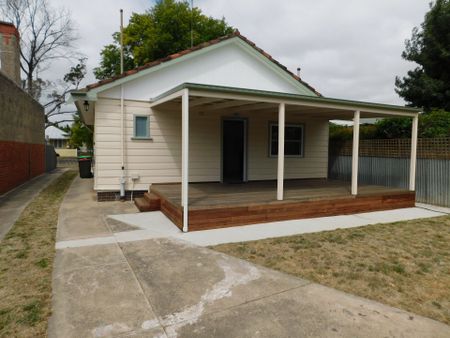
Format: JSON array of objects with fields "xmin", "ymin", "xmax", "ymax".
[
  {"xmin": 49, "ymin": 177, "xmax": 450, "ymax": 338},
  {"xmin": 0, "ymin": 169, "xmax": 66, "ymax": 240},
  {"xmin": 56, "ymin": 206, "xmax": 446, "ymax": 249}
]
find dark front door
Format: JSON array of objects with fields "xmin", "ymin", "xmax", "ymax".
[{"xmin": 222, "ymin": 119, "xmax": 246, "ymax": 183}]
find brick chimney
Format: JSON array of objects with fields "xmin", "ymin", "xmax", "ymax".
[{"xmin": 0, "ymin": 21, "xmax": 21, "ymax": 85}]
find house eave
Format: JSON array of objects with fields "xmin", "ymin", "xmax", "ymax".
[{"xmin": 150, "ymin": 83, "xmax": 421, "ymax": 117}]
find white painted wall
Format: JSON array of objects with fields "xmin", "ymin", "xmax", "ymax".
[
  {"xmin": 93, "ymin": 98, "xmax": 329, "ymax": 192},
  {"xmin": 99, "ymin": 40, "xmax": 315, "ymax": 101}
]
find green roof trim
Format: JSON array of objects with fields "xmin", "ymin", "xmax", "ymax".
[{"xmin": 152, "ymin": 83, "xmax": 421, "ymax": 115}]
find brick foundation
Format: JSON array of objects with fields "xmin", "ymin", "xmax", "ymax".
[
  {"xmin": 97, "ymin": 190, "xmax": 146, "ymax": 202},
  {"xmin": 0, "ymin": 141, "xmax": 45, "ymax": 194}
]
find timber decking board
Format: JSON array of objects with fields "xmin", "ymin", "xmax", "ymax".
[{"xmin": 150, "ymin": 179, "xmax": 415, "ymax": 231}]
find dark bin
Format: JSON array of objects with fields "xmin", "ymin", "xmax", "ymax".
[{"xmin": 78, "ymin": 156, "xmax": 93, "ymax": 178}]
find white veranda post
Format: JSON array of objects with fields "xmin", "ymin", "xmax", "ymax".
[
  {"xmin": 409, "ymin": 115, "xmax": 419, "ymax": 191},
  {"xmin": 181, "ymin": 89, "xmax": 189, "ymax": 232},
  {"xmin": 277, "ymin": 103, "xmax": 285, "ymax": 200},
  {"xmin": 351, "ymin": 110, "xmax": 360, "ymax": 196}
]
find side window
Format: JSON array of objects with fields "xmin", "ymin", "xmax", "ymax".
[
  {"xmin": 133, "ymin": 115, "xmax": 150, "ymax": 138},
  {"xmin": 269, "ymin": 123, "xmax": 304, "ymax": 157}
]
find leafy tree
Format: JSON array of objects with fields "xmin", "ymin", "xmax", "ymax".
[
  {"xmin": 94, "ymin": 0, "xmax": 233, "ymax": 80},
  {"xmin": 395, "ymin": 0, "xmax": 450, "ymax": 112},
  {"xmin": 373, "ymin": 118, "xmax": 413, "ymax": 139},
  {"xmin": 61, "ymin": 114, "xmax": 93, "ymax": 149},
  {"xmin": 420, "ymin": 109, "xmax": 450, "ymax": 137}
]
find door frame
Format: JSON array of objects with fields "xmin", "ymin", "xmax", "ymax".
[{"xmin": 220, "ymin": 117, "xmax": 248, "ymax": 183}]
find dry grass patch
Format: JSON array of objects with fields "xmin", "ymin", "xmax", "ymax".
[
  {"xmin": 212, "ymin": 216, "xmax": 450, "ymax": 324},
  {"xmin": 0, "ymin": 171, "xmax": 76, "ymax": 337}
]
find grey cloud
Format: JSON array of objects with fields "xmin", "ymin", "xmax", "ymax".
[{"xmin": 43, "ymin": 0, "xmax": 429, "ymax": 106}]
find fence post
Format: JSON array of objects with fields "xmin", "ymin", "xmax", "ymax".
[
  {"xmin": 409, "ymin": 115, "xmax": 419, "ymax": 191},
  {"xmin": 351, "ymin": 111, "xmax": 360, "ymax": 195}
]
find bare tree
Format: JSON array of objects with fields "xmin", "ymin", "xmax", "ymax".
[
  {"xmin": 44, "ymin": 58, "xmax": 86, "ymax": 129},
  {"xmin": 1, "ymin": 0, "xmax": 76, "ymax": 98}
]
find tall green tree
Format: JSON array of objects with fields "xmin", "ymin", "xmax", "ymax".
[
  {"xmin": 395, "ymin": 0, "xmax": 450, "ymax": 112},
  {"xmin": 94, "ymin": 0, "xmax": 233, "ymax": 80}
]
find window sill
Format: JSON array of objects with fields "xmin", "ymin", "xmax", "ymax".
[
  {"xmin": 131, "ymin": 137, "xmax": 153, "ymax": 141},
  {"xmin": 269, "ymin": 155, "xmax": 304, "ymax": 158}
]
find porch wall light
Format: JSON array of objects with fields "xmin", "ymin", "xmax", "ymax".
[{"xmin": 83, "ymin": 100, "xmax": 89, "ymax": 112}]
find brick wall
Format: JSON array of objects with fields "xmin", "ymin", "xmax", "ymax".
[
  {"xmin": 0, "ymin": 72, "xmax": 45, "ymax": 195},
  {"xmin": 0, "ymin": 141, "xmax": 45, "ymax": 193}
]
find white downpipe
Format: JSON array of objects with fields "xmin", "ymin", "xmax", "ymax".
[
  {"xmin": 277, "ymin": 103, "xmax": 285, "ymax": 201},
  {"xmin": 181, "ymin": 89, "xmax": 189, "ymax": 232},
  {"xmin": 119, "ymin": 9, "xmax": 126, "ymax": 199},
  {"xmin": 120, "ymin": 84, "xmax": 125, "ymax": 199},
  {"xmin": 351, "ymin": 110, "xmax": 360, "ymax": 196},
  {"xmin": 409, "ymin": 115, "xmax": 419, "ymax": 191}
]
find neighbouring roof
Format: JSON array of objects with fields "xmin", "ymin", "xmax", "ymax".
[
  {"xmin": 45, "ymin": 126, "xmax": 68, "ymax": 139},
  {"xmin": 83, "ymin": 30, "xmax": 321, "ymax": 96}
]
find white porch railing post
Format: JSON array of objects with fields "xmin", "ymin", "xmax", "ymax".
[
  {"xmin": 277, "ymin": 103, "xmax": 285, "ymax": 201},
  {"xmin": 181, "ymin": 89, "xmax": 189, "ymax": 232},
  {"xmin": 409, "ymin": 114, "xmax": 419, "ymax": 191},
  {"xmin": 351, "ymin": 110, "xmax": 360, "ymax": 195}
]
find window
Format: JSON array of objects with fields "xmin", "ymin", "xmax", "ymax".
[
  {"xmin": 133, "ymin": 115, "xmax": 150, "ymax": 139},
  {"xmin": 269, "ymin": 123, "xmax": 304, "ymax": 157}
]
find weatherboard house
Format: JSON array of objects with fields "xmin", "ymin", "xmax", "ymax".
[{"xmin": 70, "ymin": 31, "xmax": 420, "ymax": 232}]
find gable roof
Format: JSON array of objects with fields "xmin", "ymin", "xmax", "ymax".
[{"xmin": 84, "ymin": 30, "xmax": 321, "ymax": 96}]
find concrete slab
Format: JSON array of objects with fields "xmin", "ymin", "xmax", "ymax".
[
  {"xmin": 354, "ymin": 207, "xmax": 445, "ymax": 223},
  {"xmin": 416, "ymin": 203, "xmax": 450, "ymax": 214},
  {"xmin": 0, "ymin": 169, "xmax": 65, "ymax": 240},
  {"xmin": 56, "ymin": 177, "xmax": 137, "ymax": 241},
  {"xmin": 120, "ymin": 238, "xmax": 308, "ymax": 322},
  {"xmin": 53, "ymin": 243, "xmax": 127, "ymax": 275},
  {"xmin": 109, "ymin": 211, "xmax": 181, "ymax": 235},
  {"xmin": 169, "ymin": 281, "xmax": 450, "ymax": 338},
  {"xmin": 48, "ymin": 244, "xmax": 164, "ymax": 338},
  {"xmin": 106, "ymin": 217, "xmax": 140, "ymax": 232}
]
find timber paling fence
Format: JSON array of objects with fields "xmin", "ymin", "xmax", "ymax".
[{"xmin": 329, "ymin": 137, "xmax": 450, "ymax": 208}]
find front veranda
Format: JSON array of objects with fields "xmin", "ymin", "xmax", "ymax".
[{"xmin": 148, "ymin": 83, "xmax": 420, "ymax": 232}]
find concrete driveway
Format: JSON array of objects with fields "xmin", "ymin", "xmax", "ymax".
[{"xmin": 48, "ymin": 178, "xmax": 450, "ymax": 338}]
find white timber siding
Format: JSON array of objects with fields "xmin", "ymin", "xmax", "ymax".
[
  {"xmin": 100, "ymin": 41, "xmax": 315, "ymax": 101},
  {"xmin": 94, "ymin": 98, "xmax": 329, "ymax": 191}
]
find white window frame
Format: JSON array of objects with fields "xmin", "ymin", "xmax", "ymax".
[
  {"xmin": 132, "ymin": 115, "xmax": 151, "ymax": 140},
  {"xmin": 269, "ymin": 122, "xmax": 304, "ymax": 158}
]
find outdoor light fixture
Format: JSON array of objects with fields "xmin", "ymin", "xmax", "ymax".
[{"xmin": 83, "ymin": 100, "xmax": 89, "ymax": 112}]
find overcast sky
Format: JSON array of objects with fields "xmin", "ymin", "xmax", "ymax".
[{"xmin": 42, "ymin": 0, "xmax": 429, "ymax": 136}]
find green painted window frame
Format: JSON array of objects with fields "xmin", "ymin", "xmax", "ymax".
[
  {"xmin": 269, "ymin": 122, "xmax": 304, "ymax": 158},
  {"xmin": 132, "ymin": 115, "xmax": 151, "ymax": 140}
]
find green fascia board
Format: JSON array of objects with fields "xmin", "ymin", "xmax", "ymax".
[
  {"xmin": 67, "ymin": 90, "xmax": 97, "ymax": 104},
  {"xmin": 151, "ymin": 83, "xmax": 421, "ymax": 114}
]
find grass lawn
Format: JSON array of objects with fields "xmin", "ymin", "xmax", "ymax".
[
  {"xmin": 212, "ymin": 216, "xmax": 450, "ymax": 324},
  {"xmin": 0, "ymin": 171, "xmax": 76, "ymax": 337}
]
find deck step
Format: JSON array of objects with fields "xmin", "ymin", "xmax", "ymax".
[{"xmin": 134, "ymin": 192, "xmax": 161, "ymax": 212}]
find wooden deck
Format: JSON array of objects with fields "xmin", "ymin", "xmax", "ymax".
[{"xmin": 149, "ymin": 179, "xmax": 415, "ymax": 231}]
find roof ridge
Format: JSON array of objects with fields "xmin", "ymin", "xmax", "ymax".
[{"xmin": 85, "ymin": 30, "xmax": 321, "ymax": 96}]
